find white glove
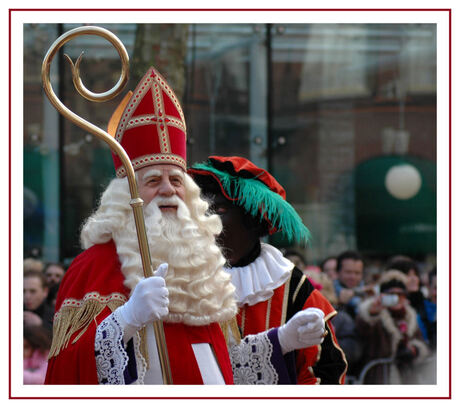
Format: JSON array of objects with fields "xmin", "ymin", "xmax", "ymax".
[
  {"xmin": 278, "ymin": 307, "xmax": 326, "ymax": 354},
  {"xmin": 117, "ymin": 263, "xmax": 169, "ymax": 330}
]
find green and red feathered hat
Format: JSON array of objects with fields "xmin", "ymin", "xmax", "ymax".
[
  {"xmin": 107, "ymin": 66, "xmax": 187, "ymax": 177},
  {"xmin": 189, "ymin": 156, "xmax": 311, "ymax": 245}
]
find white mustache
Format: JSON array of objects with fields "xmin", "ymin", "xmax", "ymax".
[{"xmin": 152, "ymin": 195, "xmax": 181, "ymax": 207}]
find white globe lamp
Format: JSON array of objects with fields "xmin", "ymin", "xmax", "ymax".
[{"xmin": 385, "ymin": 164, "xmax": 422, "ymax": 200}]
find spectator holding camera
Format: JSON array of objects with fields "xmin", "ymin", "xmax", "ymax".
[
  {"xmin": 385, "ymin": 255, "xmax": 426, "ymax": 316},
  {"xmin": 355, "ymin": 270, "xmax": 430, "ymax": 384}
]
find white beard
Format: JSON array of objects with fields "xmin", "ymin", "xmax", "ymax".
[{"xmin": 81, "ymin": 176, "xmax": 237, "ymax": 326}]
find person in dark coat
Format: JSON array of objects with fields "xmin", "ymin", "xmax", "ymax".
[{"xmin": 355, "ymin": 269, "xmax": 430, "ymax": 384}]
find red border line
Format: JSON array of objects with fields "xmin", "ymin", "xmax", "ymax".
[
  {"xmin": 449, "ymin": 7, "xmax": 452, "ymax": 397},
  {"xmin": 6, "ymin": 396, "xmax": 455, "ymax": 401},
  {"xmin": 8, "ymin": 7, "xmax": 12, "ymax": 401},
  {"xmin": 7, "ymin": 8, "xmax": 453, "ymax": 11},
  {"xmin": 10, "ymin": 8, "xmax": 451, "ymax": 400}
]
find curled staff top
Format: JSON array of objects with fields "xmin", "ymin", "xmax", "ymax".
[
  {"xmin": 41, "ymin": 25, "xmax": 136, "ymax": 193},
  {"xmin": 42, "ymin": 25, "xmax": 129, "ymax": 102}
]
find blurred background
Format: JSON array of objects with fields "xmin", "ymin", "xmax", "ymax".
[{"xmin": 23, "ymin": 23, "xmax": 436, "ymax": 271}]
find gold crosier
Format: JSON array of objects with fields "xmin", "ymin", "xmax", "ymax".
[{"xmin": 41, "ymin": 25, "xmax": 173, "ymax": 384}]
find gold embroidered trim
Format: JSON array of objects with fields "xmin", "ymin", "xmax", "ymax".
[
  {"xmin": 325, "ymin": 310, "xmax": 337, "ymax": 323},
  {"xmin": 280, "ymin": 277, "xmax": 291, "ymax": 326},
  {"xmin": 316, "ymin": 344, "xmax": 322, "ymax": 363},
  {"xmin": 125, "ymin": 115, "xmax": 186, "ymax": 133},
  {"xmin": 48, "ymin": 292, "xmax": 127, "ymax": 359},
  {"xmin": 306, "ymin": 366, "xmax": 321, "ymax": 384},
  {"xmin": 327, "ymin": 319, "xmax": 348, "ymax": 384},
  {"xmin": 240, "ymin": 307, "xmax": 246, "ymax": 336},
  {"xmin": 265, "ymin": 297, "xmax": 272, "ymax": 331},
  {"xmin": 139, "ymin": 326, "xmax": 150, "ymax": 370},
  {"xmin": 292, "ymin": 274, "xmax": 307, "ymax": 304},
  {"xmin": 115, "ymin": 68, "xmax": 186, "ymax": 145},
  {"xmin": 220, "ymin": 321, "xmax": 228, "ymax": 344},
  {"xmin": 58, "ymin": 292, "xmax": 126, "ymax": 311},
  {"xmin": 220, "ymin": 317, "xmax": 242, "ymax": 345},
  {"xmin": 154, "ymin": 70, "xmax": 186, "ymax": 128},
  {"xmin": 116, "ymin": 153, "xmax": 186, "ymax": 177},
  {"xmin": 152, "ymin": 80, "xmax": 171, "ymax": 154},
  {"xmin": 230, "ymin": 318, "xmax": 242, "ymax": 344}
]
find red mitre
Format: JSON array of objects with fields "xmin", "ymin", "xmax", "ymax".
[{"xmin": 108, "ymin": 67, "xmax": 187, "ymax": 177}]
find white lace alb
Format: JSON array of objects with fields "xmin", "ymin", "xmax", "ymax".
[
  {"xmin": 95, "ymin": 311, "xmax": 281, "ymax": 384},
  {"xmin": 95, "ymin": 312, "xmax": 129, "ymax": 384},
  {"xmin": 224, "ymin": 243, "xmax": 294, "ymax": 307},
  {"xmin": 230, "ymin": 331, "xmax": 278, "ymax": 384},
  {"xmin": 95, "ymin": 310, "xmax": 147, "ymax": 384}
]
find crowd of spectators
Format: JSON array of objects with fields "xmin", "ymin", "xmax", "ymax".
[
  {"xmin": 284, "ymin": 249, "xmax": 437, "ymax": 384},
  {"xmin": 23, "ymin": 258, "xmax": 66, "ymax": 384}
]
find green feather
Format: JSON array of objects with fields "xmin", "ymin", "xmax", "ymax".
[{"xmin": 191, "ymin": 162, "xmax": 311, "ymax": 245}]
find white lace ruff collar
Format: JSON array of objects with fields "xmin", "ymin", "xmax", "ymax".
[{"xmin": 224, "ymin": 243, "xmax": 294, "ymax": 307}]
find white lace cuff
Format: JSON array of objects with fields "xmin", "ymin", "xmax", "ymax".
[
  {"xmin": 95, "ymin": 311, "xmax": 129, "ymax": 384},
  {"xmin": 114, "ymin": 308, "xmax": 140, "ymax": 345},
  {"xmin": 230, "ymin": 331, "xmax": 279, "ymax": 384}
]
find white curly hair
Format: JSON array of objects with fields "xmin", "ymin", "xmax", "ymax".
[{"xmin": 80, "ymin": 171, "xmax": 237, "ymax": 326}]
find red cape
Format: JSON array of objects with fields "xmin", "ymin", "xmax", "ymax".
[{"xmin": 45, "ymin": 241, "xmax": 233, "ymax": 384}]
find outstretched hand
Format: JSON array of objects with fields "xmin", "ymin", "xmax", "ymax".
[{"xmin": 277, "ymin": 308, "xmax": 326, "ymax": 355}]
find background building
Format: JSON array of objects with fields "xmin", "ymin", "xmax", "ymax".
[{"xmin": 23, "ymin": 23, "xmax": 436, "ymax": 269}]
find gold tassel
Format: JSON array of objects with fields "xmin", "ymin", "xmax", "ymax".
[
  {"xmin": 220, "ymin": 317, "xmax": 241, "ymax": 345},
  {"xmin": 48, "ymin": 297, "xmax": 125, "ymax": 359},
  {"xmin": 229, "ymin": 317, "xmax": 242, "ymax": 344},
  {"xmin": 220, "ymin": 321, "xmax": 229, "ymax": 344},
  {"xmin": 48, "ymin": 292, "xmax": 154, "ymax": 377}
]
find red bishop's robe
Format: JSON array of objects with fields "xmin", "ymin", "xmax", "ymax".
[{"xmin": 45, "ymin": 240, "xmax": 234, "ymax": 385}]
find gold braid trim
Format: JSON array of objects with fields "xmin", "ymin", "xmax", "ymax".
[
  {"xmin": 48, "ymin": 292, "xmax": 127, "ymax": 359},
  {"xmin": 324, "ymin": 310, "xmax": 337, "ymax": 323},
  {"xmin": 139, "ymin": 326, "xmax": 150, "ymax": 370},
  {"xmin": 291, "ymin": 274, "xmax": 307, "ymax": 304},
  {"xmin": 220, "ymin": 317, "xmax": 242, "ymax": 345},
  {"xmin": 280, "ymin": 277, "xmax": 292, "ymax": 325},
  {"xmin": 265, "ymin": 297, "xmax": 273, "ymax": 331},
  {"xmin": 327, "ymin": 319, "xmax": 348, "ymax": 384}
]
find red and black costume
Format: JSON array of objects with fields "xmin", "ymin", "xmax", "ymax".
[{"xmin": 190, "ymin": 156, "xmax": 348, "ymax": 384}]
